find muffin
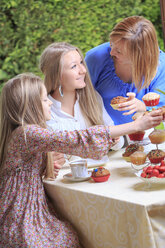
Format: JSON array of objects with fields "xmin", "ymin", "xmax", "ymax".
[
  {"xmin": 142, "ymin": 92, "xmax": 160, "ymax": 106},
  {"xmin": 147, "ymin": 149, "xmax": 165, "ymax": 164},
  {"xmin": 128, "ymin": 131, "xmax": 145, "ymax": 141},
  {"xmin": 130, "ymin": 151, "xmax": 147, "ymax": 165},
  {"xmin": 149, "ymin": 129, "xmax": 165, "ymax": 144},
  {"xmin": 110, "ymin": 96, "xmax": 128, "ymax": 110},
  {"xmin": 91, "ymin": 166, "xmax": 110, "ymax": 182},
  {"xmin": 122, "ymin": 144, "xmax": 144, "ymax": 162}
]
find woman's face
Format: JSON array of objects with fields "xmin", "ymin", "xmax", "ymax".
[
  {"xmin": 60, "ymin": 50, "xmax": 86, "ymax": 92},
  {"xmin": 41, "ymin": 85, "xmax": 53, "ymax": 121},
  {"xmin": 110, "ymin": 40, "xmax": 132, "ymax": 83}
]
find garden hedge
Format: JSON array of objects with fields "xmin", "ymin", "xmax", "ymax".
[{"xmin": 0, "ymin": 0, "xmax": 163, "ymax": 89}]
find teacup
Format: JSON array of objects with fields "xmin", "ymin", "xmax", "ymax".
[{"xmin": 69, "ymin": 159, "xmax": 88, "ymax": 178}]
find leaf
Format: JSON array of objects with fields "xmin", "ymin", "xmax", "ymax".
[
  {"xmin": 155, "ymin": 122, "xmax": 164, "ymax": 130},
  {"xmin": 0, "ymin": 69, "xmax": 8, "ymax": 80},
  {"xmin": 155, "ymin": 88, "xmax": 165, "ymax": 95}
]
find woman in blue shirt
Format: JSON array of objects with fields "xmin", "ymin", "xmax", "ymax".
[{"xmin": 85, "ymin": 16, "xmax": 165, "ymax": 125}]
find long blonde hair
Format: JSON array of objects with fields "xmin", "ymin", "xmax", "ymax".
[
  {"xmin": 0, "ymin": 73, "xmax": 53, "ymax": 177},
  {"xmin": 39, "ymin": 42, "xmax": 104, "ymax": 126},
  {"xmin": 110, "ymin": 16, "xmax": 159, "ymax": 91}
]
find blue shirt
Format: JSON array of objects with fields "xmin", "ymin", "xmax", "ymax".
[{"xmin": 85, "ymin": 42, "xmax": 165, "ymax": 125}]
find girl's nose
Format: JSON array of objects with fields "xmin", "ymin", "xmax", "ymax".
[{"xmin": 80, "ymin": 64, "xmax": 86, "ymax": 74}]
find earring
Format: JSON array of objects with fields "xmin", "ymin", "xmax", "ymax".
[{"xmin": 59, "ymin": 85, "xmax": 64, "ymax": 97}]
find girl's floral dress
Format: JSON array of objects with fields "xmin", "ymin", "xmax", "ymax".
[{"xmin": 0, "ymin": 125, "xmax": 112, "ymax": 248}]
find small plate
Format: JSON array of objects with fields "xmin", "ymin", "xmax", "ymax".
[
  {"xmin": 63, "ymin": 171, "xmax": 92, "ymax": 182},
  {"xmin": 135, "ymin": 170, "xmax": 165, "ymax": 184}
]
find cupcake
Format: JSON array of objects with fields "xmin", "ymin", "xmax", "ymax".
[
  {"xmin": 142, "ymin": 92, "xmax": 160, "ymax": 106},
  {"xmin": 130, "ymin": 151, "xmax": 147, "ymax": 165},
  {"xmin": 122, "ymin": 144, "xmax": 144, "ymax": 162},
  {"xmin": 91, "ymin": 166, "xmax": 110, "ymax": 182},
  {"xmin": 128, "ymin": 131, "xmax": 145, "ymax": 141},
  {"xmin": 149, "ymin": 129, "xmax": 165, "ymax": 144},
  {"xmin": 110, "ymin": 96, "xmax": 128, "ymax": 110},
  {"xmin": 147, "ymin": 149, "xmax": 165, "ymax": 164}
]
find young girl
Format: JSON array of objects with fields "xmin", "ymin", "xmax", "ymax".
[
  {"xmin": 39, "ymin": 42, "xmax": 124, "ymax": 167},
  {"xmin": 0, "ymin": 73, "xmax": 162, "ymax": 248}
]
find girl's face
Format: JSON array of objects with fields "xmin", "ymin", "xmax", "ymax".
[
  {"xmin": 60, "ymin": 50, "xmax": 86, "ymax": 92},
  {"xmin": 41, "ymin": 85, "xmax": 53, "ymax": 121}
]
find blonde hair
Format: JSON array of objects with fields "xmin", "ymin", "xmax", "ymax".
[
  {"xmin": 110, "ymin": 16, "xmax": 159, "ymax": 91},
  {"xmin": 0, "ymin": 73, "xmax": 53, "ymax": 178},
  {"xmin": 39, "ymin": 42, "xmax": 104, "ymax": 126}
]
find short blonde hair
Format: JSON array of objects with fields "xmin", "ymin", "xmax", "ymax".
[
  {"xmin": 39, "ymin": 42, "xmax": 104, "ymax": 126},
  {"xmin": 110, "ymin": 16, "xmax": 159, "ymax": 90}
]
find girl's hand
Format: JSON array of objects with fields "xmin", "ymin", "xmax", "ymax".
[
  {"xmin": 53, "ymin": 161, "xmax": 62, "ymax": 177},
  {"xmin": 118, "ymin": 92, "xmax": 146, "ymax": 115},
  {"xmin": 135, "ymin": 109, "xmax": 163, "ymax": 131},
  {"xmin": 52, "ymin": 152, "xmax": 66, "ymax": 166},
  {"xmin": 52, "ymin": 152, "xmax": 66, "ymax": 177}
]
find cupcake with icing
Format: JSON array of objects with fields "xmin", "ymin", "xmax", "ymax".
[{"xmin": 142, "ymin": 92, "xmax": 160, "ymax": 106}]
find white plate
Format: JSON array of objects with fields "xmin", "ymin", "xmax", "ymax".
[
  {"xmin": 135, "ymin": 170, "xmax": 165, "ymax": 184},
  {"xmin": 63, "ymin": 171, "xmax": 92, "ymax": 182}
]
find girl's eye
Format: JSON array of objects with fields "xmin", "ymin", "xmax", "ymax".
[
  {"xmin": 80, "ymin": 60, "xmax": 83, "ymax": 64},
  {"xmin": 71, "ymin": 64, "xmax": 76, "ymax": 69}
]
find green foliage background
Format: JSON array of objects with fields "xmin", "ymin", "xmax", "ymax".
[{"xmin": 0, "ymin": 0, "xmax": 163, "ymax": 89}]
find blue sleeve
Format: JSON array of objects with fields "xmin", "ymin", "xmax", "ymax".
[{"xmin": 148, "ymin": 50, "xmax": 165, "ymax": 107}]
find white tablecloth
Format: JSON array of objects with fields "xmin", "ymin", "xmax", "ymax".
[{"xmin": 44, "ymin": 145, "xmax": 165, "ymax": 248}]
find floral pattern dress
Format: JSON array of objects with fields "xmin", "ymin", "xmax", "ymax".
[{"xmin": 0, "ymin": 125, "xmax": 112, "ymax": 248}]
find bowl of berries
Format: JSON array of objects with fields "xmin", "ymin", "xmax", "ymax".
[{"xmin": 135, "ymin": 160, "xmax": 165, "ymax": 184}]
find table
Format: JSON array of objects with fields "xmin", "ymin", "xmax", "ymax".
[{"xmin": 44, "ymin": 145, "xmax": 165, "ymax": 248}]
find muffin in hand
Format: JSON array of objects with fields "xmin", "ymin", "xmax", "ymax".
[{"xmin": 110, "ymin": 96, "xmax": 128, "ymax": 110}]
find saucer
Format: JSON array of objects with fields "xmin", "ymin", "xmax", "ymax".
[{"xmin": 63, "ymin": 171, "xmax": 92, "ymax": 182}]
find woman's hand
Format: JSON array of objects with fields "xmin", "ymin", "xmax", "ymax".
[{"xmin": 118, "ymin": 92, "xmax": 146, "ymax": 115}]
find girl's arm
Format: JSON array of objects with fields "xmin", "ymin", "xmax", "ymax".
[{"xmin": 15, "ymin": 109, "xmax": 162, "ymax": 160}]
